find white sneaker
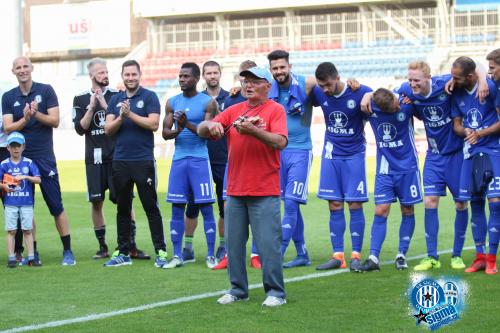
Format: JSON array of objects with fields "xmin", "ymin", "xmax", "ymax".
[
  {"xmin": 206, "ymin": 256, "xmax": 217, "ymax": 269},
  {"xmin": 262, "ymin": 296, "xmax": 286, "ymax": 307},
  {"xmin": 163, "ymin": 255, "xmax": 183, "ymax": 269},
  {"xmin": 217, "ymin": 293, "xmax": 249, "ymax": 305}
]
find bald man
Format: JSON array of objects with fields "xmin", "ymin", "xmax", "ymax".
[{"xmin": 1, "ymin": 56, "xmax": 75, "ymax": 266}]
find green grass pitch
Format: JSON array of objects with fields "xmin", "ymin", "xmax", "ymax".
[{"xmin": 0, "ymin": 158, "xmax": 499, "ymax": 332}]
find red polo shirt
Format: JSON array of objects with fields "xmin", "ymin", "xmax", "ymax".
[{"xmin": 213, "ymin": 99, "xmax": 287, "ymax": 196}]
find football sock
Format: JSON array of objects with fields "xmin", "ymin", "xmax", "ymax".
[
  {"xmin": 488, "ymin": 202, "xmax": 500, "ymax": 255},
  {"xmin": 200, "ymin": 204, "xmax": 216, "ymax": 257},
  {"xmin": 94, "ymin": 226, "xmax": 107, "ymax": 249},
  {"xmin": 471, "ymin": 199, "xmax": 487, "ymax": 254},
  {"xmin": 424, "ymin": 208, "xmax": 439, "ymax": 259},
  {"xmin": 453, "ymin": 208, "xmax": 468, "ymax": 257},
  {"xmin": 370, "ymin": 215, "xmax": 387, "ymax": 257},
  {"xmin": 398, "ymin": 214, "xmax": 415, "ymax": 255},
  {"xmin": 293, "ymin": 209, "xmax": 307, "ymax": 257},
  {"xmin": 330, "ymin": 209, "xmax": 346, "ymax": 253},
  {"xmin": 281, "ymin": 199, "xmax": 299, "ymax": 256},
  {"xmin": 171, "ymin": 204, "xmax": 185, "ymax": 257},
  {"xmin": 349, "ymin": 207, "xmax": 365, "ymax": 253},
  {"xmin": 61, "ymin": 235, "xmax": 71, "ymax": 251}
]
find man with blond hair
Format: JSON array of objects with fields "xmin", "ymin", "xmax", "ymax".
[{"xmin": 395, "ymin": 60, "xmax": 470, "ymax": 271}]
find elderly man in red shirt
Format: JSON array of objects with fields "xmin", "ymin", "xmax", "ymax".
[{"xmin": 198, "ymin": 67, "xmax": 288, "ymax": 307}]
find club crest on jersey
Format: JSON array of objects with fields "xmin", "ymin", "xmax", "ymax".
[
  {"xmin": 438, "ymin": 93, "xmax": 447, "ymax": 101},
  {"xmin": 136, "ymin": 100, "xmax": 144, "ymax": 108},
  {"xmin": 397, "ymin": 112, "xmax": 406, "ymax": 122},
  {"xmin": 347, "ymin": 99, "xmax": 356, "ymax": 109},
  {"xmin": 93, "ymin": 110, "xmax": 106, "ymax": 129},
  {"xmin": 377, "ymin": 123, "xmax": 397, "ymax": 142},
  {"xmin": 329, "ymin": 111, "xmax": 348, "ymax": 128},
  {"xmin": 22, "ymin": 167, "xmax": 29, "ymax": 174},
  {"xmin": 423, "ymin": 105, "xmax": 443, "ymax": 122},
  {"xmin": 35, "ymin": 95, "xmax": 42, "ymax": 103},
  {"xmin": 466, "ymin": 108, "xmax": 482, "ymax": 128}
]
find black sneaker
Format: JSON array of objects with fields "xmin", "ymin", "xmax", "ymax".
[
  {"xmin": 182, "ymin": 247, "xmax": 195, "ymax": 263},
  {"xmin": 395, "ymin": 254, "xmax": 408, "ymax": 270},
  {"xmin": 33, "ymin": 251, "xmax": 42, "ymax": 266},
  {"xmin": 360, "ymin": 258, "xmax": 380, "ymax": 272},
  {"xmin": 7, "ymin": 259, "xmax": 17, "ymax": 268},
  {"xmin": 316, "ymin": 256, "xmax": 346, "ymax": 270},
  {"xmin": 130, "ymin": 249, "xmax": 151, "ymax": 260},
  {"xmin": 92, "ymin": 249, "xmax": 110, "ymax": 259},
  {"xmin": 350, "ymin": 258, "xmax": 362, "ymax": 272}
]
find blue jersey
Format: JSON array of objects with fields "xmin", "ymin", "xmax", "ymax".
[
  {"xmin": 170, "ymin": 92, "xmax": 211, "ymax": 161},
  {"xmin": 1, "ymin": 82, "xmax": 58, "ymax": 160},
  {"xmin": 451, "ymin": 79, "xmax": 500, "ymax": 158},
  {"xmin": 368, "ymin": 100, "xmax": 418, "ymax": 174},
  {"xmin": 396, "ymin": 74, "xmax": 462, "ymax": 155},
  {"xmin": 270, "ymin": 74, "xmax": 312, "ymax": 150},
  {"xmin": 312, "ymin": 84, "xmax": 373, "ymax": 157},
  {"xmin": 203, "ymin": 88, "xmax": 229, "ymax": 165},
  {"xmin": 106, "ymin": 87, "xmax": 160, "ymax": 161},
  {"xmin": 0, "ymin": 157, "xmax": 40, "ymax": 206},
  {"xmin": 222, "ymin": 91, "xmax": 246, "ymax": 110}
]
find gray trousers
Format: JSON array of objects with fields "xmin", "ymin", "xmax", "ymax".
[{"xmin": 225, "ymin": 195, "xmax": 286, "ymax": 299}]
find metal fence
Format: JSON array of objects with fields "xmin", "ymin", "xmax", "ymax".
[{"xmin": 147, "ymin": 6, "xmax": 500, "ymax": 54}]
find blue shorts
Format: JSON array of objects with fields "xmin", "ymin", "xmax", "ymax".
[
  {"xmin": 36, "ymin": 159, "xmax": 64, "ymax": 217},
  {"xmin": 280, "ymin": 149, "xmax": 312, "ymax": 204},
  {"xmin": 458, "ymin": 154, "xmax": 500, "ymax": 200},
  {"xmin": 167, "ymin": 157, "xmax": 215, "ymax": 204},
  {"xmin": 374, "ymin": 170, "xmax": 423, "ymax": 205},
  {"xmin": 317, "ymin": 153, "xmax": 368, "ymax": 202},
  {"xmin": 222, "ymin": 164, "xmax": 228, "ymax": 201},
  {"xmin": 423, "ymin": 150, "xmax": 463, "ymax": 200}
]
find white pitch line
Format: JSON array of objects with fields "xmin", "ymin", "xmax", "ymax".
[{"xmin": 1, "ymin": 246, "xmax": 473, "ymax": 333}]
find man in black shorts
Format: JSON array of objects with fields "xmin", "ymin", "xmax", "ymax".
[{"xmin": 73, "ymin": 58, "xmax": 149, "ymax": 260}]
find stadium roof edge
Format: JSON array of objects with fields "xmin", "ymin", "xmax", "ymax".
[{"xmin": 133, "ymin": 0, "xmax": 415, "ymax": 18}]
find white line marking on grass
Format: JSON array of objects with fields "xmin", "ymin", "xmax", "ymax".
[{"xmin": 1, "ymin": 246, "xmax": 473, "ymax": 333}]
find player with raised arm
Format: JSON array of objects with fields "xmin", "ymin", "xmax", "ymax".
[
  {"xmin": 394, "ymin": 61, "xmax": 469, "ymax": 271},
  {"xmin": 311, "ymin": 62, "xmax": 372, "ymax": 272},
  {"xmin": 267, "ymin": 50, "xmax": 314, "ymax": 268},
  {"xmin": 451, "ymin": 56, "xmax": 500, "ymax": 275}
]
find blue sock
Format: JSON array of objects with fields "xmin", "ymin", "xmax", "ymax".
[
  {"xmin": 424, "ymin": 208, "xmax": 439, "ymax": 259},
  {"xmin": 293, "ymin": 208, "xmax": 307, "ymax": 257},
  {"xmin": 471, "ymin": 199, "xmax": 487, "ymax": 254},
  {"xmin": 330, "ymin": 209, "xmax": 346, "ymax": 253},
  {"xmin": 171, "ymin": 204, "xmax": 185, "ymax": 258},
  {"xmin": 281, "ymin": 199, "xmax": 299, "ymax": 256},
  {"xmin": 488, "ymin": 202, "xmax": 500, "ymax": 255},
  {"xmin": 200, "ymin": 204, "xmax": 216, "ymax": 257},
  {"xmin": 349, "ymin": 207, "xmax": 365, "ymax": 253},
  {"xmin": 251, "ymin": 239, "xmax": 258, "ymax": 255},
  {"xmin": 453, "ymin": 208, "xmax": 468, "ymax": 257},
  {"xmin": 398, "ymin": 215, "xmax": 415, "ymax": 255},
  {"xmin": 370, "ymin": 215, "xmax": 387, "ymax": 257}
]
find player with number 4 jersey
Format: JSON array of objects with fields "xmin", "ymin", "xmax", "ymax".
[{"xmin": 312, "ymin": 62, "xmax": 372, "ymax": 272}]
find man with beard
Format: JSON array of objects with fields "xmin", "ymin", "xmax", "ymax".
[
  {"xmin": 267, "ymin": 50, "xmax": 315, "ymax": 268},
  {"xmin": 183, "ymin": 61, "xmax": 229, "ymax": 263},
  {"xmin": 73, "ymin": 58, "xmax": 149, "ymax": 260},
  {"xmin": 2, "ymin": 56, "xmax": 75, "ymax": 266},
  {"xmin": 103, "ymin": 60, "xmax": 167, "ymax": 267},
  {"xmin": 451, "ymin": 56, "xmax": 500, "ymax": 274},
  {"xmin": 312, "ymin": 62, "xmax": 372, "ymax": 272},
  {"xmin": 162, "ymin": 62, "xmax": 219, "ymax": 269}
]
